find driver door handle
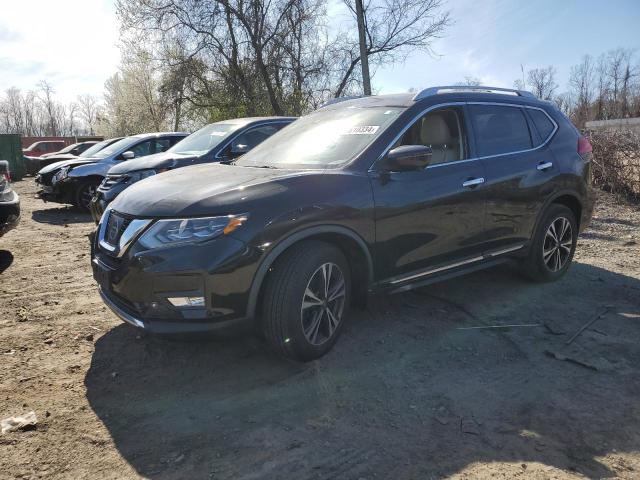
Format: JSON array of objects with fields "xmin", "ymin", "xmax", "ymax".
[
  {"xmin": 462, "ymin": 177, "xmax": 485, "ymax": 188},
  {"xmin": 537, "ymin": 161, "xmax": 553, "ymax": 171}
]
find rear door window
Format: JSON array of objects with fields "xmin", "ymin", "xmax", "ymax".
[
  {"xmin": 468, "ymin": 105, "xmax": 532, "ymax": 157},
  {"xmin": 527, "ymin": 108, "xmax": 555, "ymax": 145}
]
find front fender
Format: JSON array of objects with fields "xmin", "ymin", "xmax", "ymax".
[{"xmin": 68, "ymin": 161, "xmax": 114, "ymax": 179}]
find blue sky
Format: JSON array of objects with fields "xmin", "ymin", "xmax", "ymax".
[
  {"xmin": 0, "ymin": 0, "xmax": 638, "ymax": 102},
  {"xmin": 364, "ymin": 0, "xmax": 640, "ymax": 94}
]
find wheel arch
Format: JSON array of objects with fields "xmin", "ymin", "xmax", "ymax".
[
  {"xmin": 532, "ymin": 191, "xmax": 583, "ymax": 240},
  {"xmin": 247, "ymin": 225, "xmax": 374, "ymax": 319}
]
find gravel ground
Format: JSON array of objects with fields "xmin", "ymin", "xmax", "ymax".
[{"xmin": 1, "ymin": 178, "xmax": 639, "ymax": 480}]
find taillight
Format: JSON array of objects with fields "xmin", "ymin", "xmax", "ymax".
[{"xmin": 578, "ymin": 135, "xmax": 592, "ymax": 155}]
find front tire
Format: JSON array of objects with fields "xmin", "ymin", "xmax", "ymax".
[
  {"xmin": 75, "ymin": 180, "xmax": 100, "ymax": 211},
  {"xmin": 261, "ymin": 240, "xmax": 350, "ymax": 361},
  {"xmin": 521, "ymin": 204, "xmax": 577, "ymax": 282}
]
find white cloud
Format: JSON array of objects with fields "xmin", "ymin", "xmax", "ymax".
[{"xmin": 0, "ymin": 0, "xmax": 120, "ymax": 102}]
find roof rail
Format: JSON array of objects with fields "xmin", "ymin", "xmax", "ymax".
[
  {"xmin": 413, "ymin": 86, "xmax": 536, "ymax": 101},
  {"xmin": 319, "ymin": 95, "xmax": 362, "ymax": 109}
]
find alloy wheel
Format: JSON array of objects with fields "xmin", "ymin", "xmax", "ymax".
[
  {"xmin": 543, "ymin": 216, "xmax": 573, "ymax": 272},
  {"xmin": 300, "ymin": 262, "xmax": 346, "ymax": 346}
]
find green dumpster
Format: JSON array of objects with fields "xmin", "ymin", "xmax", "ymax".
[{"xmin": 0, "ymin": 134, "xmax": 25, "ymax": 180}]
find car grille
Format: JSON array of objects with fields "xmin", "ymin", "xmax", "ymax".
[{"xmin": 104, "ymin": 211, "xmax": 132, "ymax": 249}]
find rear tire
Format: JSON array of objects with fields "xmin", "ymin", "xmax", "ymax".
[
  {"xmin": 521, "ymin": 204, "xmax": 577, "ymax": 282},
  {"xmin": 261, "ymin": 240, "xmax": 350, "ymax": 361},
  {"xmin": 75, "ymin": 180, "xmax": 100, "ymax": 212}
]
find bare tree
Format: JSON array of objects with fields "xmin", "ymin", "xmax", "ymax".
[
  {"xmin": 77, "ymin": 94, "xmax": 99, "ymax": 135},
  {"xmin": 38, "ymin": 80, "xmax": 58, "ymax": 136},
  {"xmin": 526, "ymin": 66, "xmax": 557, "ymax": 100},
  {"xmin": 513, "ymin": 66, "xmax": 557, "ymax": 99},
  {"xmin": 569, "ymin": 55, "xmax": 594, "ymax": 128},
  {"xmin": 336, "ymin": 0, "xmax": 450, "ymax": 97}
]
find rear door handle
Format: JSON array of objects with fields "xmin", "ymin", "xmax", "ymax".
[
  {"xmin": 537, "ymin": 161, "xmax": 553, "ymax": 171},
  {"xmin": 462, "ymin": 177, "xmax": 485, "ymax": 188}
]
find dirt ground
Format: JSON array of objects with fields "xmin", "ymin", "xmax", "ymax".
[{"xmin": 1, "ymin": 178, "xmax": 639, "ymax": 480}]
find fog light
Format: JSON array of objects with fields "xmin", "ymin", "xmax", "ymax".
[{"xmin": 167, "ymin": 297, "xmax": 205, "ymax": 308}]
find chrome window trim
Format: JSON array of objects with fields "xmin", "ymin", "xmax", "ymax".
[
  {"xmin": 213, "ymin": 120, "xmax": 294, "ymax": 160},
  {"xmin": 368, "ymin": 101, "xmax": 558, "ymax": 172}
]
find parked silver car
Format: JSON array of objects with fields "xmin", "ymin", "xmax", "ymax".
[{"xmin": 35, "ymin": 132, "xmax": 188, "ymax": 210}]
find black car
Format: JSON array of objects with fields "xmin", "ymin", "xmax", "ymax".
[
  {"xmin": 36, "ymin": 133, "xmax": 187, "ymax": 211},
  {"xmin": 90, "ymin": 117, "xmax": 295, "ymax": 223},
  {"xmin": 0, "ymin": 161, "xmax": 20, "ymax": 237},
  {"xmin": 91, "ymin": 86, "xmax": 596, "ymax": 361},
  {"xmin": 24, "ymin": 139, "xmax": 118, "ymax": 176}
]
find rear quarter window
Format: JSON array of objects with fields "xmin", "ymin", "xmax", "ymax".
[
  {"xmin": 527, "ymin": 108, "xmax": 555, "ymax": 144},
  {"xmin": 469, "ymin": 105, "xmax": 532, "ymax": 157}
]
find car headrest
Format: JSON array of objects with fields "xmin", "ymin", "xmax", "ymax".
[{"xmin": 421, "ymin": 114, "xmax": 452, "ymax": 145}]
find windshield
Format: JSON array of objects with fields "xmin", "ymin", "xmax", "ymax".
[
  {"xmin": 235, "ymin": 107, "xmax": 402, "ymax": 169},
  {"xmin": 91, "ymin": 137, "xmax": 141, "ymax": 159},
  {"xmin": 80, "ymin": 139, "xmax": 115, "ymax": 158},
  {"xmin": 168, "ymin": 123, "xmax": 239, "ymax": 156},
  {"xmin": 57, "ymin": 143, "xmax": 79, "ymax": 154}
]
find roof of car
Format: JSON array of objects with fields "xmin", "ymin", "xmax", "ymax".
[
  {"xmin": 219, "ymin": 116, "xmax": 297, "ymax": 125},
  {"xmin": 129, "ymin": 132, "xmax": 190, "ymax": 139},
  {"xmin": 321, "ymin": 86, "xmax": 545, "ymax": 110}
]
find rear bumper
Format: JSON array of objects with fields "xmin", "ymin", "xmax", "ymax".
[
  {"xmin": 0, "ymin": 190, "xmax": 20, "ymax": 236},
  {"xmin": 579, "ymin": 185, "xmax": 597, "ymax": 234}
]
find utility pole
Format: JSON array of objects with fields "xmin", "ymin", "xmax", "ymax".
[{"xmin": 355, "ymin": 0, "xmax": 371, "ymax": 95}]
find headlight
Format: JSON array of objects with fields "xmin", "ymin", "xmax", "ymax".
[
  {"xmin": 137, "ymin": 214, "xmax": 247, "ymax": 249},
  {"xmin": 52, "ymin": 167, "xmax": 69, "ymax": 183},
  {"xmin": 128, "ymin": 169, "xmax": 157, "ymax": 183}
]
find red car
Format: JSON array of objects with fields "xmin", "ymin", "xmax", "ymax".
[{"xmin": 22, "ymin": 140, "xmax": 66, "ymax": 157}]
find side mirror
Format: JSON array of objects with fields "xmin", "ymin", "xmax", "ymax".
[
  {"xmin": 121, "ymin": 151, "xmax": 135, "ymax": 160},
  {"xmin": 384, "ymin": 145, "xmax": 433, "ymax": 171}
]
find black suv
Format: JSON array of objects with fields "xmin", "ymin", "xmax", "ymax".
[
  {"xmin": 91, "ymin": 86, "xmax": 595, "ymax": 361},
  {"xmin": 90, "ymin": 117, "xmax": 295, "ymax": 223}
]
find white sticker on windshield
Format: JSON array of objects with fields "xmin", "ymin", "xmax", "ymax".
[
  {"xmin": 343, "ymin": 125, "xmax": 380, "ymax": 135},
  {"xmin": 209, "ymin": 131, "xmax": 227, "ymax": 136}
]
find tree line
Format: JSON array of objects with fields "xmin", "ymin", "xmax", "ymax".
[
  {"xmin": 513, "ymin": 48, "xmax": 640, "ymax": 127},
  {"xmin": 0, "ymin": 81, "xmax": 100, "ymax": 137},
  {"xmin": 0, "ymin": 0, "xmax": 638, "ymax": 137},
  {"xmin": 98, "ymin": 0, "xmax": 451, "ymax": 135}
]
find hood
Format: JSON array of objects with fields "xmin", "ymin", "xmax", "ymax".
[
  {"xmin": 38, "ymin": 157, "xmax": 100, "ymax": 175},
  {"xmin": 110, "ymin": 163, "xmax": 310, "ymax": 218},
  {"xmin": 38, "ymin": 153, "xmax": 78, "ymax": 162},
  {"xmin": 107, "ymin": 151, "xmax": 196, "ymax": 175}
]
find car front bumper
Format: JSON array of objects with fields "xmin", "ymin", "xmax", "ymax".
[
  {"xmin": 98, "ymin": 286, "xmax": 251, "ymax": 334},
  {"xmin": 91, "ymin": 231, "xmax": 263, "ymax": 334},
  {"xmin": 0, "ymin": 190, "xmax": 20, "ymax": 236},
  {"xmin": 35, "ymin": 179, "xmax": 74, "ymax": 205}
]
